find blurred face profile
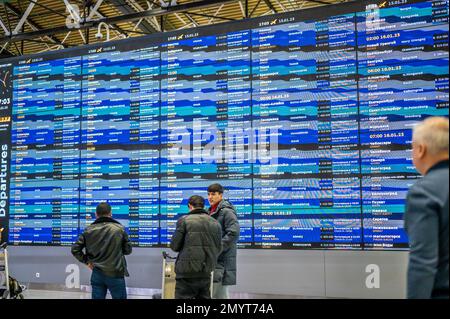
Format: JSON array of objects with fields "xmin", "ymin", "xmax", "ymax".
[
  {"xmin": 208, "ymin": 192, "xmax": 223, "ymax": 207},
  {"xmin": 411, "ymin": 117, "xmax": 449, "ymax": 175}
]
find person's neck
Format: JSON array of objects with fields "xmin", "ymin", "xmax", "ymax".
[
  {"xmin": 190, "ymin": 208, "xmax": 205, "ymax": 213},
  {"xmin": 211, "ymin": 201, "xmax": 221, "ymax": 208},
  {"xmin": 423, "ymin": 155, "xmax": 449, "ymax": 174},
  {"xmin": 96, "ymin": 215, "xmax": 113, "ymax": 219}
]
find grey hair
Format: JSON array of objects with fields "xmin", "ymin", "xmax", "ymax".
[{"xmin": 413, "ymin": 117, "xmax": 449, "ymax": 155}]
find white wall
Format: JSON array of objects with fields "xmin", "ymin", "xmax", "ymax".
[{"xmin": 7, "ymin": 246, "xmax": 409, "ymax": 298}]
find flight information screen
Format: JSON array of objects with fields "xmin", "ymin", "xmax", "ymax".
[{"xmin": 0, "ymin": 0, "xmax": 448, "ymax": 249}]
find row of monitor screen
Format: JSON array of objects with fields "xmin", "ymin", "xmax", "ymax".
[{"xmin": 0, "ymin": 0, "xmax": 448, "ymax": 249}]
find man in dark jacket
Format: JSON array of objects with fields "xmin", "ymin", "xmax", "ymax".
[
  {"xmin": 404, "ymin": 116, "xmax": 449, "ymax": 299},
  {"xmin": 71, "ymin": 202, "xmax": 132, "ymax": 299},
  {"xmin": 207, "ymin": 183, "xmax": 240, "ymax": 299},
  {"xmin": 170, "ymin": 195, "xmax": 222, "ymax": 299}
]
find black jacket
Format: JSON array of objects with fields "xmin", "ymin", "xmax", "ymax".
[
  {"xmin": 404, "ymin": 160, "xmax": 449, "ymax": 299},
  {"xmin": 71, "ymin": 217, "xmax": 132, "ymax": 278},
  {"xmin": 170, "ymin": 208, "xmax": 222, "ymax": 279},
  {"xmin": 209, "ymin": 200, "xmax": 240, "ymax": 285}
]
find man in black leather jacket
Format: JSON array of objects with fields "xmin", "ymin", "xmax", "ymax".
[
  {"xmin": 170, "ymin": 195, "xmax": 222, "ymax": 299},
  {"xmin": 71, "ymin": 202, "xmax": 132, "ymax": 299}
]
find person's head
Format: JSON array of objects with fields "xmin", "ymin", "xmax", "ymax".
[
  {"xmin": 96, "ymin": 202, "xmax": 112, "ymax": 218},
  {"xmin": 188, "ymin": 195, "xmax": 205, "ymax": 211},
  {"xmin": 412, "ymin": 117, "xmax": 449, "ymax": 175},
  {"xmin": 207, "ymin": 183, "xmax": 224, "ymax": 207}
]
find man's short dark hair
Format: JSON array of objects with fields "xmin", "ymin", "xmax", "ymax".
[
  {"xmin": 188, "ymin": 195, "xmax": 205, "ymax": 209},
  {"xmin": 207, "ymin": 183, "xmax": 224, "ymax": 194},
  {"xmin": 96, "ymin": 202, "xmax": 112, "ymax": 217}
]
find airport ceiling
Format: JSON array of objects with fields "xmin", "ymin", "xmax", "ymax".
[{"xmin": 0, "ymin": 0, "xmax": 351, "ymax": 58}]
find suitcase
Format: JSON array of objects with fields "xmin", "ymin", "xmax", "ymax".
[
  {"xmin": 0, "ymin": 229, "xmax": 25, "ymax": 299},
  {"xmin": 161, "ymin": 251, "xmax": 177, "ymax": 299}
]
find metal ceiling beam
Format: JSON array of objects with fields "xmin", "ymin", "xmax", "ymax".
[
  {"xmin": 119, "ymin": 0, "xmax": 177, "ymax": 33},
  {"xmin": 107, "ymin": 0, "xmax": 159, "ymax": 34},
  {"xmin": 249, "ymin": 0, "xmax": 263, "ymax": 17},
  {"xmin": 20, "ymin": 38, "xmax": 70, "ymax": 46},
  {"xmin": 2, "ymin": 2, "xmax": 22, "ymax": 54},
  {"xmin": 207, "ymin": 3, "xmax": 224, "ymax": 24},
  {"xmin": 238, "ymin": 1, "xmax": 246, "ymax": 18},
  {"xmin": 12, "ymin": 0, "xmax": 36, "ymax": 35},
  {"xmin": 174, "ymin": 12, "xmax": 189, "ymax": 27},
  {"xmin": 0, "ymin": 17, "xmax": 9, "ymax": 35},
  {"xmin": 0, "ymin": 42, "xmax": 15, "ymax": 57},
  {"xmin": 306, "ymin": 0, "xmax": 331, "ymax": 5},
  {"xmin": 272, "ymin": 0, "xmax": 287, "ymax": 12},
  {"xmin": 263, "ymin": 0, "xmax": 278, "ymax": 13},
  {"xmin": 23, "ymin": 0, "xmax": 68, "ymax": 19},
  {"xmin": 86, "ymin": 3, "xmax": 130, "ymax": 38},
  {"xmin": 150, "ymin": 2, "xmax": 185, "ymax": 31},
  {"xmin": 0, "ymin": 0, "xmax": 240, "ymax": 44},
  {"xmin": 4, "ymin": 2, "xmax": 68, "ymax": 48},
  {"xmin": 86, "ymin": 0, "xmax": 105, "ymax": 21},
  {"xmin": 97, "ymin": 0, "xmax": 238, "ymax": 28},
  {"xmin": 183, "ymin": 12, "xmax": 199, "ymax": 26},
  {"xmin": 183, "ymin": 11, "xmax": 236, "ymax": 21}
]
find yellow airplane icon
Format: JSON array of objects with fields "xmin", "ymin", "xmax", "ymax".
[
  {"xmin": 178, "ymin": 34, "xmax": 184, "ymax": 40},
  {"xmin": 96, "ymin": 48, "xmax": 102, "ymax": 53},
  {"xmin": 270, "ymin": 19, "xmax": 277, "ymax": 25},
  {"xmin": 379, "ymin": 1, "xmax": 387, "ymax": 7}
]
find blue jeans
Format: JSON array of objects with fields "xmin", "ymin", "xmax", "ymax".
[{"xmin": 90, "ymin": 268, "xmax": 127, "ymax": 299}]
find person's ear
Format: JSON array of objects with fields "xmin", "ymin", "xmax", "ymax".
[{"xmin": 417, "ymin": 143, "xmax": 427, "ymax": 159}]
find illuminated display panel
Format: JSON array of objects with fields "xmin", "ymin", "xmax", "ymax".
[{"xmin": 0, "ymin": 0, "xmax": 447, "ymax": 249}]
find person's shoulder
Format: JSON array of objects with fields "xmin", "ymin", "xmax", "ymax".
[
  {"xmin": 209, "ymin": 216, "xmax": 222, "ymax": 230},
  {"xmin": 413, "ymin": 168, "xmax": 448, "ymax": 195},
  {"xmin": 108, "ymin": 220, "xmax": 126, "ymax": 231},
  {"xmin": 83, "ymin": 222, "xmax": 96, "ymax": 232},
  {"xmin": 219, "ymin": 200, "xmax": 236, "ymax": 213},
  {"xmin": 408, "ymin": 178, "xmax": 425, "ymax": 193},
  {"xmin": 192, "ymin": 213, "xmax": 212, "ymax": 222},
  {"xmin": 426, "ymin": 162, "xmax": 449, "ymax": 176},
  {"xmin": 407, "ymin": 174, "xmax": 447, "ymax": 208},
  {"xmin": 206, "ymin": 214, "xmax": 219, "ymax": 223},
  {"xmin": 407, "ymin": 178, "xmax": 433, "ymax": 202},
  {"xmin": 178, "ymin": 214, "xmax": 189, "ymax": 223}
]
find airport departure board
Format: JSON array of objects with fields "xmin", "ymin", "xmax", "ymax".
[{"xmin": 0, "ymin": 0, "xmax": 448, "ymax": 249}]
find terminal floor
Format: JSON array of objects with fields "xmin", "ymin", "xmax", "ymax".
[{"xmin": 21, "ymin": 289, "xmax": 315, "ymax": 299}]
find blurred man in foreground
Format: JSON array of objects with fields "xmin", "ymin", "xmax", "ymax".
[{"xmin": 404, "ymin": 116, "xmax": 449, "ymax": 299}]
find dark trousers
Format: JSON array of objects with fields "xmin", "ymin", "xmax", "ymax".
[
  {"xmin": 175, "ymin": 278, "xmax": 211, "ymax": 299},
  {"xmin": 90, "ymin": 268, "xmax": 127, "ymax": 299}
]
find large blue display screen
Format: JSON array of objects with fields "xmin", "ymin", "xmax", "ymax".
[{"xmin": 0, "ymin": 0, "xmax": 448, "ymax": 249}]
